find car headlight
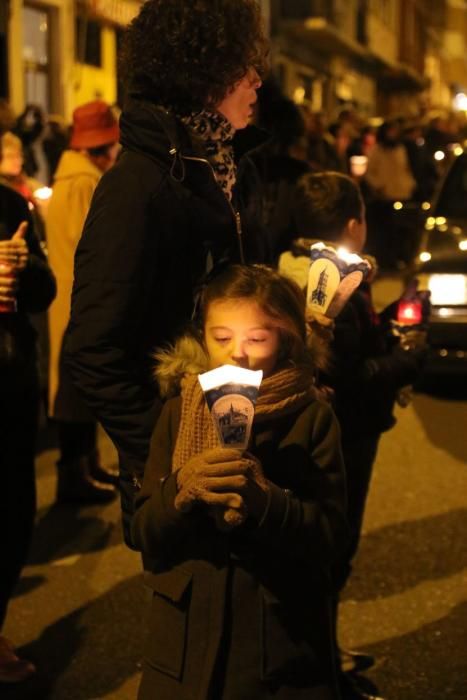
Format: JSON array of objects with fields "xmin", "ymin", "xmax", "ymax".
[{"xmin": 420, "ymin": 274, "xmax": 467, "ymax": 306}]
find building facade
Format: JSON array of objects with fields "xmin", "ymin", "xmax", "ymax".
[
  {"xmin": 3, "ymin": 0, "xmax": 141, "ymax": 121},
  {"xmin": 269, "ymin": 0, "xmax": 464, "ymax": 118}
]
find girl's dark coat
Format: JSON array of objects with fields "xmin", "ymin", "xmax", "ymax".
[{"xmin": 131, "ymin": 394, "xmax": 347, "ymax": 700}]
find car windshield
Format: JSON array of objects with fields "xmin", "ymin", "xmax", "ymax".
[{"xmin": 435, "ymin": 154, "xmax": 467, "ymax": 219}]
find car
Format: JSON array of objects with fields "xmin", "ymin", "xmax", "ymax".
[{"xmin": 414, "ymin": 149, "xmax": 467, "ymax": 374}]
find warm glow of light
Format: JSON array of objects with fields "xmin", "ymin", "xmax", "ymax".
[
  {"xmin": 421, "ymin": 202, "xmax": 431, "ymax": 211},
  {"xmin": 350, "ymin": 155, "xmax": 368, "ymax": 177},
  {"xmin": 454, "ymin": 145, "xmax": 464, "ymax": 157},
  {"xmin": 437, "ymin": 307, "xmax": 454, "ymax": 317},
  {"xmin": 198, "ymin": 365, "xmax": 263, "ymax": 392},
  {"xmin": 393, "ymin": 201, "xmax": 403, "ymax": 210},
  {"xmin": 336, "ymin": 246, "xmax": 366, "ymax": 266},
  {"xmin": 435, "ymin": 217, "xmax": 447, "ymax": 226},
  {"xmin": 453, "ymin": 92, "xmax": 467, "ymax": 111},
  {"xmin": 434, "ymin": 150, "xmax": 445, "ymax": 161},
  {"xmin": 33, "ymin": 186, "xmax": 52, "ymax": 201},
  {"xmin": 293, "ymin": 87, "xmax": 306, "ymax": 105},
  {"xmin": 428, "ymin": 274, "xmax": 467, "ymax": 305},
  {"xmin": 459, "ymin": 240, "xmax": 467, "ymax": 251},
  {"xmin": 397, "ymin": 301, "xmax": 422, "ymax": 325},
  {"xmin": 419, "ymin": 252, "xmax": 432, "ymax": 262}
]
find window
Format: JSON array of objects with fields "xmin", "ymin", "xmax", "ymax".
[{"xmin": 75, "ymin": 16, "xmax": 102, "ymax": 67}]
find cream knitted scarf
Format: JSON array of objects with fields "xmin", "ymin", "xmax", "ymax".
[{"xmin": 172, "ymin": 366, "xmax": 317, "ymax": 472}]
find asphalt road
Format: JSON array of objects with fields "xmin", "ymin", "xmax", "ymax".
[{"xmin": 3, "ymin": 276, "xmax": 467, "ymax": 700}]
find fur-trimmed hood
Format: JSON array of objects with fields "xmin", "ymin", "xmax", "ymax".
[{"xmin": 154, "ymin": 332, "xmax": 329, "ymax": 399}]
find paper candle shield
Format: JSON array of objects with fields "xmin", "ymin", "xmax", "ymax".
[
  {"xmin": 198, "ymin": 365, "xmax": 263, "ymax": 450},
  {"xmin": 307, "ymin": 243, "xmax": 371, "ymax": 318}
]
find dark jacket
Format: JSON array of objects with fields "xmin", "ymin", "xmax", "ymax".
[
  {"xmin": 131, "ymin": 396, "xmax": 346, "ymax": 700},
  {"xmin": 328, "ymin": 282, "xmax": 421, "ymax": 440},
  {"xmin": 0, "ymin": 184, "xmax": 56, "ymax": 398},
  {"xmin": 64, "ymin": 98, "xmax": 268, "ymax": 540}
]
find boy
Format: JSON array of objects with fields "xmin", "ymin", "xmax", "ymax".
[{"xmin": 280, "ymin": 172, "xmax": 425, "ymax": 700}]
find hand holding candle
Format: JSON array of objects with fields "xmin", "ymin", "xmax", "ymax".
[{"xmin": 196, "ymin": 365, "xmax": 264, "ymax": 528}]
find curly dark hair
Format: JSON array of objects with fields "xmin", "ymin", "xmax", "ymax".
[{"xmin": 119, "ymin": 0, "xmax": 269, "ymax": 114}]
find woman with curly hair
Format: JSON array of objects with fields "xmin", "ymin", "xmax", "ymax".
[{"xmin": 64, "ymin": 0, "xmax": 269, "ymax": 545}]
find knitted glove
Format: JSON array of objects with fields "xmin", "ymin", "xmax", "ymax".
[
  {"xmin": 210, "ymin": 451, "xmax": 270, "ymax": 531},
  {"xmin": 174, "ymin": 448, "xmax": 248, "ymax": 522}
]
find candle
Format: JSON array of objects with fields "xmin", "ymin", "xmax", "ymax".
[
  {"xmin": 198, "ymin": 365, "xmax": 263, "ymax": 450},
  {"xmin": 307, "ymin": 242, "xmax": 371, "ymax": 318}
]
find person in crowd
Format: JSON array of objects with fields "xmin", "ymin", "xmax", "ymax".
[
  {"xmin": 305, "ymin": 111, "xmax": 343, "ymax": 172},
  {"xmin": 131, "ymin": 263, "xmax": 347, "ymax": 700},
  {"xmin": 46, "ymin": 100, "xmax": 120, "ymax": 504},
  {"xmin": 248, "ymin": 97, "xmax": 310, "ymax": 261},
  {"xmin": 364, "ymin": 120, "xmax": 417, "ymax": 270},
  {"xmin": 282, "ymin": 171, "xmax": 426, "ymax": 700},
  {"xmin": 64, "ymin": 0, "xmax": 269, "ymax": 543},
  {"xmin": 14, "ymin": 104, "xmax": 48, "ymax": 184},
  {"xmin": 0, "ymin": 182, "xmax": 56, "ymax": 683},
  {"xmin": 328, "ymin": 122, "xmax": 351, "ymax": 174}
]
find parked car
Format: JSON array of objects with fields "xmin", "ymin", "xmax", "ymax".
[{"xmin": 414, "ymin": 149, "xmax": 467, "ymax": 374}]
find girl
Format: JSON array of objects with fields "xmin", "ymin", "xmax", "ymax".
[{"xmin": 131, "ymin": 265, "xmax": 347, "ymax": 700}]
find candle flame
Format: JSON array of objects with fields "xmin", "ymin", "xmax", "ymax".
[{"xmin": 198, "ymin": 365, "xmax": 263, "ymax": 392}]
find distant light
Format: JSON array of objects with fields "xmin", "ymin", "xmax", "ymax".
[
  {"xmin": 435, "ymin": 216, "xmax": 447, "ymax": 226},
  {"xmin": 393, "ymin": 201, "xmax": 403, "ymax": 210},
  {"xmin": 419, "ymin": 251, "xmax": 432, "ymax": 262},
  {"xmin": 438, "ymin": 307, "xmax": 453, "ymax": 317},
  {"xmin": 452, "ymin": 226, "xmax": 463, "ymax": 235},
  {"xmin": 27, "ymin": 201, "xmax": 34, "ymax": 211},
  {"xmin": 434, "ymin": 150, "xmax": 445, "ymax": 161},
  {"xmin": 293, "ymin": 87, "xmax": 305, "ymax": 105},
  {"xmin": 453, "ymin": 92, "xmax": 467, "ymax": 111},
  {"xmin": 34, "ymin": 186, "xmax": 52, "ymax": 201},
  {"xmin": 428, "ymin": 274, "xmax": 467, "ymax": 305},
  {"xmin": 459, "ymin": 240, "xmax": 467, "ymax": 251},
  {"xmin": 454, "ymin": 145, "xmax": 464, "ymax": 157},
  {"xmin": 350, "ymin": 155, "xmax": 368, "ymax": 177},
  {"xmin": 421, "ymin": 201, "xmax": 431, "ymax": 211}
]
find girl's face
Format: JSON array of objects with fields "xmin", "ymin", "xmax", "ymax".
[
  {"xmin": 215, "ymin": 68, "xmax": 262, "ymax": 130},
  {"xmin": 204, "ymin": 298, "xmax": 281, "ymax": 377}
]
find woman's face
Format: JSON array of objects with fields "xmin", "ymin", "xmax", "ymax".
[
  {"xmin": 215, "ymin": 68, "xmax": 262, "ymax": 130},
  {"xmin": 204, "ymin": 298, "xmax": 281, "ymax": 377}
]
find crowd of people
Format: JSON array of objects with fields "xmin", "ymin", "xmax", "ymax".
[{"xmin": 0, "ymin": 0, "xmax": 456, "ymax": 697}]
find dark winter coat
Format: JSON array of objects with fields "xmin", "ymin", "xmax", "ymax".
[
  {"xmin": 131, "ymin": 390, "xmax": 346, "ymax": 700},
  {"xmin": 328, "ymin": 282, "xmax": 421, "ymax": 440},
  {"xmin": 64, "ymin": 97, "xmax": 269, "ymax": 542},
  {"xmin": 0, "ymin": 183, "xmax": 56, "ymax": 399}
]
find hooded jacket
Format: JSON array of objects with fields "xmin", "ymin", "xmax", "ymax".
[
  {"xmin": 131, "ymin": 335, "xmax": 346, "ymax": 700},
  {"xmin": 64, "ymin": 98, "xmax": 268, "ymax": 542},
  {"xmin": 47, "ymin": 150, "xmax": 103, "ymax": 420}
]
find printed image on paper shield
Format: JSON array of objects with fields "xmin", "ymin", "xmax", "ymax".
[
  {"xmin": 307, "ymin": 242, "xmax": 371, "ymax": 318},
  {"xmin": 198, "ymin": 365, "xmax": 263, "ymax": 450}
]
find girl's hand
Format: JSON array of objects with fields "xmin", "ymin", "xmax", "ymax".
[
  {"xmin": 0, "ymin": 221, "xmax": 29, "ymax": 271},
  {"xmin": 174, "ymin": 447, "xmax": 248, "ymax": 514}
]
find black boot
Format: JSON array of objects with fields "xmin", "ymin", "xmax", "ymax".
[
  {"xmin": 87, "ymin": 450, "xmax": 119, "ymax": 487},
  {"xmin": 56, "ymin": 456, "xmax": 117, "ymax": 504}
]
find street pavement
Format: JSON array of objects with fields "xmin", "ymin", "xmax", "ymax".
[{"xmin": 3, "ymin": 276, "xmax": 467, "ymax": 700}]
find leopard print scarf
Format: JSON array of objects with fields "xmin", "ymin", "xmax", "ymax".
[{"xmin": 180, "ymin": 110, "xmax": 237, "ymax": 201}]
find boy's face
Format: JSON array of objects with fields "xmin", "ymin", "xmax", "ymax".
[{"xmin": 204, "ymin": 299, "xmax": 281, "ymax": 378}]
